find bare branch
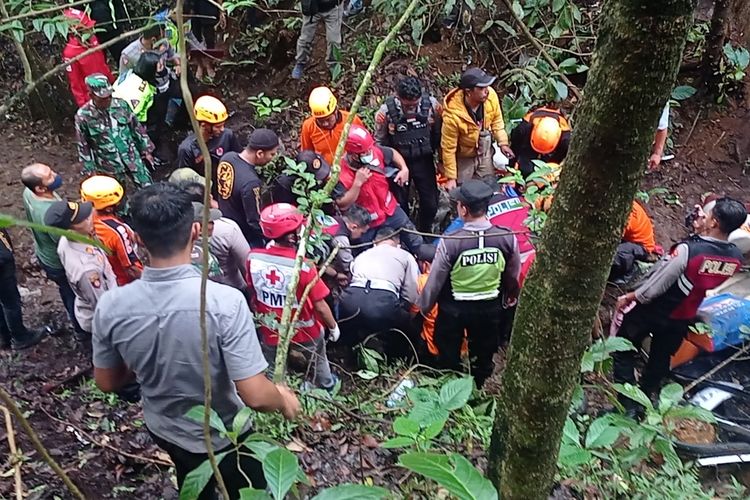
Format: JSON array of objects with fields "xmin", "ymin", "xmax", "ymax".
[{"xmin": 0, "ymin": 0, "xmax": 92, "ymax": 24}]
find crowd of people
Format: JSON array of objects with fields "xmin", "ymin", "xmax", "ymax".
[{"xmin": 2, "ymin": 6, "xmax": 749, "ymax": 499}]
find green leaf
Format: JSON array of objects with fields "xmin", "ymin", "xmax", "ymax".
[
  {"xmin": 658, "ymin": 383, "xmax": 684, "ymax": 411},
  {"xmin": 409, "ymin": 403, "xmax": 450, "ymax": 427},
  {"xmin": 312, "ymin": 484, "xmax": 390, "ymax": 500},
  {"xmin": 232, "ymin": 407, "xmax": 253, "ymax": 436},
  {"xmin": 381, "ymin": 436, "xmax": 414, "ymax": 449},
  {"xmin": 355, "ymin": 370, "xmax": 379, "ymax": 380},
  {"xmin": 558, "ymin": 444, "xmax": 593, "ymax": 467},
  {"xmin": 480, "ymin": 19, "xmax": 495, "ymax": 34},
  {"xmin": 179, "ymin": 451, "xmax": 229, "ymax": 500},
  {"xmin": 185, "ymin": 405, "xmax": 228, "ymax": 435},
  {"xmin": 439, "ymin": 377, "xmax": 474, "ymax": 411},
  {"xmin": 652, "ymin": 436, "xmax": 681, "ymax": 471},
  {"xmin": 399, "ymin": 452, "xmax": 498, "ymax": 500},
  {"xmin": 422, "ymin": 418, "xmax": 447, "ymax": 440},
  {"xmin": 613, "ymin": 383, "xmax": 654, "ymax": 412},
  {"xmin": 671, "ymin": 85, "xmax": 697, "ymax": 100},
  {"xmin": 664, "ymin": 405, "xmax": 716, "ymax": 424},
  {"xmin": 496, "ymin": 20, "xmax": 517, "ymax": 37},
  {"xmin": 239, "ymin": 489, "xmax": 273, "ymax": 500},
  {"xmin": 42, "ymin": 22, "xmax": 56, "ymax": 42},
  {"xmin": 562, "ymin": 417, "xmax": 580, "ymax": 446},
  {"xmin": 394, "ymin": 416, "xmax": 421, "ymax": 437},
  {"xmin": 0, "ymin": 214, "xmax": 105, "ymax": 249},
  {"xmin": 553, "ymin": 80, "xmax": 569, "ymax": 101},
  {"xmin": 552, "ymin": 0, "xmax": 565, "ymax": 13},
  {"xmin": 244, "ymin": 441, "xmax": 278, "ymax": 462},
  {"xmin": 511, "ymin": 0, "xmax": 524, "ymax": 20},
  {"xmin": 580, "ymin": 352, "xmax": 594, "ymax": 373},
  {"xmin": 263, "ymin": 448, "xmax": 300, "ymax": 500},
  {"xmin": 585, "ymin": 415, "xmax": 622, "ymax": 449}
]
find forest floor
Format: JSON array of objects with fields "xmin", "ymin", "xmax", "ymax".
[{"xmin": 1, "ymin": 18, "xmax": 750, "ymax": 499}]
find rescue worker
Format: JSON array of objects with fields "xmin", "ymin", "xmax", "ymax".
[
  {"xmin": 613, "ymin": 197, "xmax": 747, "ymax": 415},
  {"xmin": 649, "ymin": 103, "xmax": 670, "ymax": 170},
  {"xmin": 273, "ymin": 151, "xmax": 336, "ymax": 215},
  {"xmin": 329, "ymin": 204, "xmax": 371, "ymax": 280},
  {"xmin": 291, "ymin": 0, "xmax": 343, "ymax": 79},
  {"xmin": 0, "ymin": 229, "xmax": 47, "ymax": 350},
  {"xmin": 181, "ymin": 181, "xmax": 251, "ymax": 291},
  {"xmin": 190, "ymin": 202, "xmax": 224, "ymax": 280},
  {"xmin": 44, "ymin": 200, "xmax": 117, "ymax": 341},
  {"xmin": 441, "ymin": 68, "xmax": 514, "ymax": 190},
  {"xmin": 611, "ymin": 200, "xmax": 658, "ymax": 282},
  {"xmin": 509, "ymin": 104, "xmax": 572, "ymax": 178},
  {"xmin": 334, "ymin": 125, "xmax": 423, "ymax": 253},
  {"xmin": 21, "ymin": 164, "xmax": 85, "ymax": 338},
  {"xmin": 375, "ymin": 76, "xmax": 442, "ymax": 232},
  {"xmin": 216, "ymin": 128, "xmax": 280, "ymax": 247},
  {"xmin": 76, "ymin": 74, "xmax": 154, "ymax": 194},
  {"xmin": 300, "ymin": 87, "xmax": 364, "ymax": 165},
  {"xmin": 119, "ymin": 23, "xmax": 180, "ymax": 75},
  {"xmin": 62, "ymin": 8, "xmax": 114, "ymax": 108},
  {"xmin": 246, "ymin": 203, "xmax": 340, "ymax": 390},
  {"xmin": 418, "ymin": 180, "xmax": 521, "ymax": 387},
  {"xmin": 176, "ymin": 96, "xmax": 243, "ymax": 177},
  {"xmin": 80, "ymin": 176, "xmax": 143, "ymax": 286},
  {"xmin": 87, "ymin": 0, "xmax": 129, "ymax": 61},
  {"xmin": 339, "ymin": 227, "xmax": 420, "ymax": 358}
]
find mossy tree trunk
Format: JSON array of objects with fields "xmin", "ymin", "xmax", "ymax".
[
  {"xmin": 702, "ymin": 0, "xmax": 731, "ymax": 90},
  {"xmin": 487, "ymin": 0, "xmax": 695, "ymax": 498}
]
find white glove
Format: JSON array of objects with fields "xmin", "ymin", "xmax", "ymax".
[{"xmin": 328, "ymin": 324, "xmax": 341, "ymax": 342}]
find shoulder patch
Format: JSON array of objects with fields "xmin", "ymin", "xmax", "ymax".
[
  {"xmin": 89, "ymin": 272, "xmax": 101, "ymax": 289},
  {"xmin": 217, "ymin": 161, "xmax": 235, "ymax": 200}
]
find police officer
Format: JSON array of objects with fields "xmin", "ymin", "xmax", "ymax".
[
  {"xmin": 509, "ymin": 104, "xmax": 571, "ymax": 178},
  {"xmin": 44, "ymin": 200, "xmax": 117, "ymax": 341},
  {"xmin": 418, "ymin": 180, "xmax": 521, "ymax": 387},
  {"xmin": 375, "ymin": 77, "xmax": 442, "ymax": 233},
  {"xmin": 215, "ymin": 128, "xmax": 280, "ymax": 247},
  {"xmin": 613, "ymin": 197, "xmax": 747, "ymax": 415}
]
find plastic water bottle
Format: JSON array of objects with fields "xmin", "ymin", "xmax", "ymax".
[
  {"xmin": 386, "ymin": 379, "xmax": 415, "ymax": 408},
  {"xmin": 493, "ymin": 144, "xmax": 509, "ymax": 170}
]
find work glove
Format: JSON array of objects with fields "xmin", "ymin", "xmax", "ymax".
[{"xmin": 328, "ymin": 324, "xmax": 341, "ymax": 342}]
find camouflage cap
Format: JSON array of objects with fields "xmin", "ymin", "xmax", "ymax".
[{"xmin": 85, "ymin": 73, "xmax": 113, "ymax": 98}]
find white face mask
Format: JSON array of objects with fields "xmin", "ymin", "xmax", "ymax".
[{"xmin": 359, "ymin": 151, "xmax": 375, "ymax": 165}]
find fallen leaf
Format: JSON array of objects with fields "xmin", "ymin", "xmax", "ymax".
[
  {"xmin": 286, "ymin": 438, "xmax": 311, "ymax": 453},
  {"xmin": 361, "ymin": 435, "xmax": 379, "ymax": 448}
]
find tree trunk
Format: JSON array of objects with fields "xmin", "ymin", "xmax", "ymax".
[
  {"xmin": 702, "ymin": 0, "xmax": 731, "ymax": 89},
  {"xmin": 734, "ymin": 0, "xmax": 750, "ymax": 46},
  {"xmin": 487, "ymin": 0, "xmax": 695, "ymax": 498}
]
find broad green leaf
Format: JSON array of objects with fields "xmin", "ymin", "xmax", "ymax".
[
  {"xmin": 562, "ymin": 417, "xmax": 580, "ymax": 446},
  {"xmin": 179, "ymin": 451, "xmax": 229, "ymax": 500},
  {"xmin": 409, "ymin": 403, "xmax": 449, "ymax": 427},
  {"xmin": 671, "ymin": 85, "xmax": 697, "ymax": 100},
  {"xmin": 393, "ymin": 416, "xmax": 420, "ymax": 437},
  {"xmin": 43, "ymin": 22, "xmax": 56, "ymax": 42},
  {"xmin": 439, "ymin": 377, "xmax": 474, "ymax": 411},
  {"xmin": 511, "ymin": 0, "xmax": 524, "ymax": 20},
  {"xmin": 664, "ymin": 405, "xmax": 716, "ymax": 424},
  {"xmin": 658, "ymin": 383, "xmax": 684, "ymax": 411},
  {"xmin": 185, "ymin": 405, "xmax": 228, "ymax": 434},
  {"xmin": 0, "ymin": 214, "xmax": 105, "ymax": 249},
  {"xmin": 480, "ymin": 19, "xmax": 494, "ymax": 34},
  {"xmin": 381, "ymin": 436, "xmax": 414, "ymax": 449},
  {"xmin": 399, "ymin": 452, "xmax": 498, "ymax": 500},
  {"xmin": 585, "ymin": 416, "xmax": 622, "ymax": 449},
  {"xmin": 312, "ymin": 484, "xmax": 390, "ymax": 500},
  {"xmin": 553, "ymin": 80, "xmax": 569, "ymax": 101},
  {"xmin": 239, "ymin": 489, "xmax": 273, "ymax": 500},
  {"xmin": 552, "ymin": 0, "xmax": 565, "ymax": 13},
  {"xmin": 244, "ymin": 441, "xmax": 278, "ymax": 462},
  {"xmin": 652, "ymin": 436, "xmax": 681, "ymax": 471},
  {"xmin": 496, "ymin": 20, "xmax": 517, "ymax": 36},
  {"xmin": 558, "ymin": 444, "xmax": 593, "ymax": 467},
  {"xmin": 409, "ymin": 387, "xmax": 438, "ymax": 404},
  {"xmin": 232, "ymin": 407, "xmax": 253, "ymax": 436},
  {"xmin": 355, "ymin": 370, "xmax": 379, "ymax": 380},
  {"xmin": 423, "ymin": 418, "xmax": 447, "ymax": 440},
  {"xmin": 613, "ymin": 383, "xmax": 654, "ymax": 412},
  {"xmin": 263, "ymin": 448, "xmax": 300, "ymax": 500},
  {"xmin": 580, "ymin": 352, "xmax": 594, "ymax": 373}
]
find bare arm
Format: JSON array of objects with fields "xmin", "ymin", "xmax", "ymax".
[
  {"xmin": 235, "ymin": 374, "xmax": 300, "ymax": 419},
  {"xmin": 313, "ymin": 299, "xmax": 337, "ymax": 329},
  {"xmin": 94, "ymin": 365, "xmax": 135, "ymax": 392}
]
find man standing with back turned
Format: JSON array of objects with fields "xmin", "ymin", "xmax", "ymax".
[{"xmin": 92, "ymin": 183, "xmax": 300, "ymax": 499}]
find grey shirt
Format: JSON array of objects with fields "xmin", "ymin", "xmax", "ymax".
[
  {"xmin": 350, "ymin": 243, "xmax": 420, "ymax": 304},
  {"xmin": 210, "ymin": 217, "xmax": 250, "ymax": 291},
  {"xmin": 92, "ymin": 265, "xmax": 267, "ymax": 453},
  {"xmin": 119, "ymin": 38, "xmax": 176, "ymax": 74}
]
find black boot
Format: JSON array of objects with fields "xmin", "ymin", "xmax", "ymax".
[{"xmin": 11, "ymin": 328, "xmax": 48, "ymax": 350}]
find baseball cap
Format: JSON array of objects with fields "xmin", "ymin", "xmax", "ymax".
[
  {"xmin": 459, "ymin": 68, "xmax": 496, "ymax": 89},
  {"xmin": 247, "ymin": 128, "xmax": 280, "ymax": 151},
  {"xmin": 44, "ymin": 201, "xmax": 94, "ymax": 229},
  {"xmin": 450, "ymin": 180, "xmax": 494, "ymax": 205},
  {"xmin": 169, "ymin": 167, "xmax": 206, "ymax": 185},
  {"xmin": 85, "ymin": 73, "xmax": 113, "ymax": 98},
  {"xmin": 296, "ymin": 150, "xmax": 330, "ymax": 182},
  {"xmin": 192, "ymin": 202, "xmax": 222, "ymax": 222}
]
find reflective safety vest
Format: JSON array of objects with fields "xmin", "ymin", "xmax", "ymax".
[
  {"xmin": 449, "ymin": 231, "xmax": 506, "ymax": 301},
  {"xmin": 339, "ymin": 146, "xmax": 397, "ymax": 227},
  {"xmin": 385, "ymin": 95, "xmax": 433, "ymax": 159},
  {"xmin": 113, "ymin": 71, "xmax": 155, "ymax": 123}
]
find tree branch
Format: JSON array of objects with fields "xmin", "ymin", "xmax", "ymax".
[
  {"xmin": 0, "ymin": 24, "xmax": 152, "ymax": 117},
  {"xmin": 0, "ymin": 404, "xmax": 24, "ymax": 500},
  {"xmin": 0, "ymin": 0, "xmax": 93, "ymax": 24},
  {"xmin": 0, "ymin": 0, "xmax": 33, "ymax": 85},
  {"xmin": 272, "ymin": 0, "xmax": 422, "ymax": 383},
  {"xmin": 0, "ymin": 386, "xmax": 85, "ymax": 499},
  {"xmin": 499, "ymin": 0, "xmax": 583, "ymax": 102},
  {"xmin": 176, "ymin": 2, "xmax": 231, "ymax": 499}
]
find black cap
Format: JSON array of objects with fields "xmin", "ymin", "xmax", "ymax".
[
  {"xmin": 459, "ymin": 68, "xmax": 496, "ymax": 89},
  {"xmin": 247, "ymin": 128, "xmax": 280, "ymax": 151},
  {"xmin": 192, "ymin": 202, "xmax": 222, "ymax": 222},
  {"xmin": 450, "ymin": 180, "xmax": 494, "ymax": 205},
  {"xmin": 296, "ymin": 150, "xmax": 331, "ymax": 182},
  {"xmin": 44, "ymin": 201, "xmax": 93, "ymax": 229}
]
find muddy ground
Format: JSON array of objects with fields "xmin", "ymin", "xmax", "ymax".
[{"xmin": 1, "ymin": 20, "xmax": 750, "ymax": 500}]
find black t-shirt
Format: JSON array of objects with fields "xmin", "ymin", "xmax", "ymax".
[
  {"xmin": 215, "ymin": 152, "xmax": 264, "ymax": 248},
  {"xmin": 176, "ymin": 129, "xmax": 243, "ymax": 177}
]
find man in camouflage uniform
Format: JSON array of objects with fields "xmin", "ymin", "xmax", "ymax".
[{"xmin": 74, "ymin": 74, "xmax": 154, "ymax": 197}]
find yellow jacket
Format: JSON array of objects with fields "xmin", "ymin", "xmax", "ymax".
[{"xmin": 440, "ymin": 87, "xmax": 508, "ymax": 180}]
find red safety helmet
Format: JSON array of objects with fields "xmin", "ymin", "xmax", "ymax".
[
  {"xmin": 63, "ymin": 8, "xmax": 96, "ymax": 29},
  {"xmin": 345, "ymin": 125, "xmax": 375, "ymax": 154},
  {"xmin": 260, "ymin": 203, "xmax": 304, "ymax": 240}
]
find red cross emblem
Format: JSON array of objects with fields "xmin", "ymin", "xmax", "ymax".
[{"xmin": 263, "ymin": 266, "xmax": 285, "ymax": 290}]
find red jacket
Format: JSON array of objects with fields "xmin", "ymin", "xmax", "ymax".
[
  {"xmin": 63, "ymin": 36, "xmax": 114, "ymax": 107},
  {"xmin": 339, "ymin": 147, "xmax": 397, "ymax": 227}
]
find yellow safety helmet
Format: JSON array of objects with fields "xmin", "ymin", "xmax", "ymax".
[
  {"xmin": 308, "ymin": 86, "xmax": 337, "ymax": 118},
  {"xmin": 80, "ymin": 175, "xmax": 124, "ymax": 210},
  {"xmin": 194, "ymin": 95, "xmax": 228, "ymax": 124}
]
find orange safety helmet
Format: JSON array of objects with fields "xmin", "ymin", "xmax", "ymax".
[{"xmin": 530, "ymin": 116, "xmax": 562, "ymax": 155}]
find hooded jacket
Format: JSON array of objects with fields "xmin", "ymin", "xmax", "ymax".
[
  {"xmin": 63, "ymin": 35, "xmax": 114, "ymax": 108},
  {"xmin": 440, "ymin": 87, "xmax": 508, "ymax": 180}
]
